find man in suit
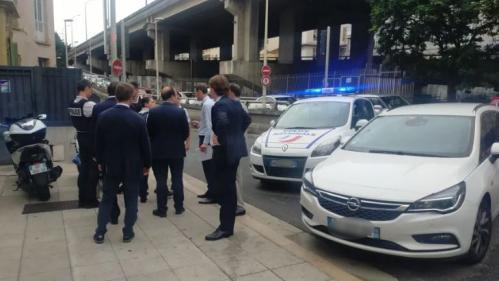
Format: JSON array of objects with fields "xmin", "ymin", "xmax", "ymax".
[
  {"xmin": 93, "ymin": 82, "xmax": 151, "ymax": 244},
  {"xmin": 147, "ymin": 86, "xmax": 189, "ymax": 217},
  {"xmin": 92, "ymin": 81, "xmax": 122, "ymax": 224},
  {"xmin": 205, "ymin": 75, "xmax": 251, "ymax": 241}
]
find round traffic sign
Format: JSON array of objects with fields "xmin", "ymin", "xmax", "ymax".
[
  {"xmin": 261, "ymin": 76, "xmax": 271, "ymax": 86},
  {"xmin": 111, "ymin": 59, "xmax": 123, "ymax": 77},
  {"xmin": 261, "ymin": 65, "xmax": 272, "ymax": 76}
]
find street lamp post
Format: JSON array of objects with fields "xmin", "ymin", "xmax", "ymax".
[
  {"xmin": 154, "ymin": 17, "xmax": 163, "ymax": 98},
  {"xmin": 63, "ymin": 19, "xmax": 72, "ymax": 68},
  {"xmin": 85, "ymin": 0, "xmax": 96, "ymax": 73}
]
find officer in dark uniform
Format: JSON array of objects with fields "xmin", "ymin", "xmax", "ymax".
[{"xmin": 68, "ymin": 79, "xmax": 99, "ymax": 208}]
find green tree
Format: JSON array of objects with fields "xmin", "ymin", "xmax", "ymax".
[
  {"xmin": 55, "ymin": 32, "xmax": 66, "ymax": 67},
  {"xmin": 371, "ymin": 0, "xmax": 499, "ymax": 100}
]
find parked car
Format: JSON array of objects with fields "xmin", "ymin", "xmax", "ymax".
[
  {"xmin": 379, "ymin": 95, "xmax": 410, "ymax": 109},
  {"xmin": 355, "ymin": 94, "xmax": 389, "ymax": 115},
  {"xmin": 256, "ymin": 95, "xmax": 297, "ymax": 104},
  {"xmin": 250, "ymin": 96, "xmax": 376, "ymax": 183},
  {"xmin": 301, "ymin": 103, "xmax": 499, "ymax": 263}
]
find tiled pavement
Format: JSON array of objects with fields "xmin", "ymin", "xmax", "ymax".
[{"xmin": 0, "ymin": 163, "xmax": 361, "ymax": 281}]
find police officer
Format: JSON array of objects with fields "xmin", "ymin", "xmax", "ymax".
[{"xmin": 68, "ymin": 79, "xmax": 99, "ymax": 208}]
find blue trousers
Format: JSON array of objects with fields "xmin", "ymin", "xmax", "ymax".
[{"xmin": 96, "ymin": 176, "xmax": 139, "ymax": 236}]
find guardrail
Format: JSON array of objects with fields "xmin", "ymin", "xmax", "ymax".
[{"xmin": 182, "ymin": 97, "xmax": 292, "ymax": 114}]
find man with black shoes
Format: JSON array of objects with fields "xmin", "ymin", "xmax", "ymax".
[
  {"xmin": 147, "ymin": 86, "xmax": 190, "ymax": 218},
  {"xmin": 68, "ymin": 79, "xmax": 99, "ymax": 209},
  {"xmin": 93, "ymin": 82, "xmax": 151, "ymax": 244},
  {"xmin": 205, "ymin": 75, "xmax": 251, "ymax": 241},
  {"xmin": 192, "ymin": 84, "xmax": 217, "ymax": 205}
]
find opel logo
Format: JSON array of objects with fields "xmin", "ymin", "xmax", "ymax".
[
  {"xmin": 346, "ymin": 198, "xmax": 361, "ymax": 212},
  {"xmin": 281, "ymin": 144, "xmax": 289, "ymax": 152}
]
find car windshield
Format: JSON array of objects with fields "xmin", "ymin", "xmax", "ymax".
[
  {"xmin": 344, "ymin": 115, "xmax": 474, "ymax": 158},
  {"xmin": 275, "ymin": 101, "xmax": 350, "ymax": 129},
  {"xmin": 380, "ymin": 96, "xmax": 409, "ymax": 109}
]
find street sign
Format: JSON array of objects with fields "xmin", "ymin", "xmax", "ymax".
[
  {"xmin": 111, "ymin": 59, "xmax": 123, "ymax": 77},
  {"xmin": 261, "ymin": 65, "xmax": 272, "ymax": 76},
  {"xmin": 262, "ymin": 76, "xmax": 271, "ymax": 86}
]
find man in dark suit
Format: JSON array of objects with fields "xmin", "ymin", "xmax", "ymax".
[
  {"xmin": 205, "ymin": 75, "xmax": 251, "ymax": 241},
  {"xmin": 92, "ymin": 81, "xmax": 122, "ymax": 224},
  {"xmin": 93, "ymin": 82, "xmax": 151, "ymax": 244},
  {"xmin": 147, "ymin": 86, "xmax": 189, "ymax": 217}
]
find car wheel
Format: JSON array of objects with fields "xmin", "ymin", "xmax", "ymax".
[{"xmin": 463, "ymin": 198, "xmax": 492, "ymax": 264}]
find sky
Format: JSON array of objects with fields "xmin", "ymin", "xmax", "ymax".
[{"xmin": 53, "ymin": 0, "xmax": 156, "ymax": 46}]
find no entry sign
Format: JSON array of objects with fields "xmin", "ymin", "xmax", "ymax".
[
  {"xmin": 111, "ymin": 59, "xmax": 123, "ymax": 77},
  {"xmin": 261, "ymin": 65, "xmax": 272, "ymax": 76}
]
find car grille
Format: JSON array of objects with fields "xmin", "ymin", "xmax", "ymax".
[
  {"xmin": 317, "ymin": 190, "xmax": 409, "ymax": 221},
  {"xmin": 263, "ymin": 156, "xmax": 307, "ymax": 179}
]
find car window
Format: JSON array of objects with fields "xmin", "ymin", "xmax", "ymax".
[
  {"xmin": 275, "ymin": 101, "xmax": 350, "ymax": 129},
  {"xmin": 345, "ymin": 115, "xmax": 475, "ymax": 158},
  {"xmin": 479, "ymin": 111, "xmax": 499, "ymax": 163},
  {"xmin": 352, "ymin": 99, "xmax": 375, "ymax": 128},
  {"xmin": 381, "ymin": 96, "xmax": 409, "ymax": 109}
]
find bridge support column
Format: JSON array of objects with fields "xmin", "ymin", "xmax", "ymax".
[
  {"xmin": 224, "ymin": 0, "xmax": 259, "ymax": 62},
  {"xmin": 278, "ymin": 7, "xmax": 301, "ymax": 64},
  {"xmin": 147, "ymin": 23, "xmax": 171, "ymax": 63},
  {"xmin": 350, "ymin": 22, "xmax": 370, "ymax": 69},
  {"xmin": 189, "ymin": 37, "xmax": 202, "ymax": 62},
  {"xmin": 219, "ymin": 39, "xmax": 232, "ymax": 61}
]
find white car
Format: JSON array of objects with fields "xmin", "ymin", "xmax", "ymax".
[
  {"xmin": 301, "ymin": 103, "xmax": 499, "ymax": 263},
  {"xmin": 250, "ymin": 96, "xmax": 376, "ymax": 183}
]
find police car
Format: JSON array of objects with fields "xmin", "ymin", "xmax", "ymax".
[{"xmin": 250, "ymin": 96, "xmax": 376, "ymax": 183}]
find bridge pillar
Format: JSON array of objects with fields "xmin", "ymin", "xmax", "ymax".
[
  {"xmin": 146, "ymin": 23, "xmax": 171, "ymax": 62},
  {"xmin": 189, "ymin": 36, "xmax": 202, "ymax": 62},
  {"xmin": 224, "ymin": 0, "xmax": 259, "ymax": 62},
  {"xmin": 219, "ymin": 39, "xmax": 232, "ymax": 61},
  {"xmin": 350, "ymin": 22, "xmax": 370, "ymax": 69},
  {"xmin": 278, "ymin": 7, "xmax": 301, "ymax": 64}
]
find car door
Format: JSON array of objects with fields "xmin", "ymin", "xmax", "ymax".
[{"xmin": 478, "ymin": 111, "xmax": 499, "ymax": 216}]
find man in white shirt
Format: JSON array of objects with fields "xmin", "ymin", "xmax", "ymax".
[{"xmin": 192, "ymin": 84, "xmax": 217, "ymax": 204}]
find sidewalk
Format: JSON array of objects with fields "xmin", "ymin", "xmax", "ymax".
[{"xmin": 0, "ymin": 163, "xmax": 362, "ymax": 281}]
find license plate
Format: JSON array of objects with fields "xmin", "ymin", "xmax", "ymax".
[
  {"xmin": 29, "ymin": 163, "xmax": 48, "ymax": 175},
  {"xmin": 270, "ymin": 159, "xmax": 297, "ymax": 168},
  {"xmin": 327, "ymin": 217, "xmax": 380, "ymax": 239}
]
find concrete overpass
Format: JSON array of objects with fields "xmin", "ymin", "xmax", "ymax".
[{"xmin": 70, "ymin": 0, "xmax": 372, "ymax": 87}]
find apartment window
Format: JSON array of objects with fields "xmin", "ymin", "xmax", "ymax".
[
  {"xmin": 339, "ymin": 24, "xmax": 352, "ymax": 60},
  {"xmin": 38, "ymin": 57, "xmax": 49, "ymax": 67},
  {"xmin": 34, "ymin": 0, "xmax": 47, "ymax": 43}
]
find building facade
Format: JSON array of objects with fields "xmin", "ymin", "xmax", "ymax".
[{"xmin": 0, "ymin": 0, "xmax": 56, "ymax": 67}]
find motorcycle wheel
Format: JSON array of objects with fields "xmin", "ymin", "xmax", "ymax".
[{"xmin": 37, "ymin": 185, "xmax": 51, "ymax": 201}]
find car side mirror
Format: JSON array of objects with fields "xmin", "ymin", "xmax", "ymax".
[
  {"xmin": 37, "ymin": 114, "xmax": 47, "ymax": 120},
  {"xmin": 355, "ymin": 119, "xmax": 369, "ymax": 131},
  {"xmin": 373, "ymin": 105, "xmax": 384, "ymax": 115},
  {"xmin": 490, "ymin": 143, "xmax": 499, "ymax": 163},
  {"xmin": 270, "ymin": 120, "xmax": 276, "ymax": 127}
]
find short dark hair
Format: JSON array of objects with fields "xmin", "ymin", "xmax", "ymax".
[
  {"xmin": 229, "ymin": 83, "xmax": 242, "ymax": 97},
  {"xmin": 208, "ymin": 75, "xmax": 229, "ymax": 96},
  {"xmin": 130, "ymin": 81, "xmax": 139, "ymax": 89},
  {"xmin": 77, "ymin": 79, "xmax": 92, "ymax": 92},
  {"xmin": 115, "ymin": 82, "xmax": 135, "ymax": 102},
  {"xmin": 107, "ymin": 81, "xmax": 119, "ymax": 96},
  {"xmin": 141, "ymin": 96, "xmax": 151, "ymax": 107},
  {"xmin": 161, "ymin": 86, "xmax": 176, "ymax": 100},
  {"xmin": 195, "ymin": 83, "xmax": 208, "ymax": 94}
]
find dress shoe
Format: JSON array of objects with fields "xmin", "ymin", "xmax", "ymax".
[
  {"xmin": 205, "ymin": 229, "xmax": 233, "ymax": 241},
  {"xmin": 167, "ymin": 190, "xmax": 173, "ymax": 197},
  {"xmin": 175, "ymin": 208, "xmax": 185, "ymax": 215},
  {"xmin": 140, "ymin": 197, "xmax": 147, "ymax": 203},
  {"xmin": 123, "ymin": 233, "xmax": 135, "ymax": 243},
  {"xmin": 236, "ymin": 206, "xmax": 246, "ymax": 216},
  {"xmin": 199, "ymin": 197, "xmax": 217, "ymax": 204},
  {"xmin": 152, "ymin": 209, "xmax": 167, "ymax": 218},
  {"xmin": 93, "ymin": 233, "xmax": 105, "ymax": 244}
]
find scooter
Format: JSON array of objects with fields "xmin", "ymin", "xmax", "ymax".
[{"xmin": 1, "ymin": 114, "xmax": 63, "ymax": 201}]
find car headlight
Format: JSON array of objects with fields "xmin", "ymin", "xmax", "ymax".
[
  {"xmin": 302, "ymin": 171, "xmax": 318, "ymax": 197},
  {"xmin": 252, "ymin": 142, "xmax": 262, "ymax": 155},
  {"xmin": 407, "ymin": 182, "xmax": 466, "ymax": 214},
  {"xmin": 311, "ymin": 138, "xmax": 341, "ymax": 157}
]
